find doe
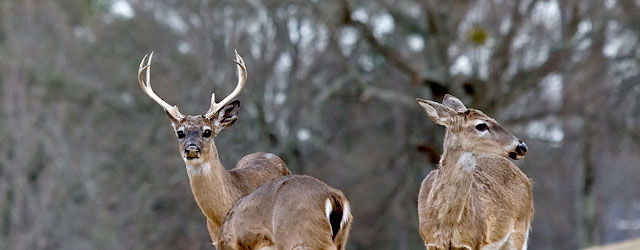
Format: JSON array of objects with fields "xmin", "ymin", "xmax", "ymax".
[
  {"xmin": 417, "ymin": 95, "xmax": 533, "ymax": 250},
  {"xmin": 218, "ymin": 175, "xmax": 352, "ymax": 250}
]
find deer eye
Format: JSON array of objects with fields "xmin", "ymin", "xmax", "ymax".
[
  {"xmin": 203, "ymin": 128, "xmax": 212, "ymax": 138},
  {"xmin": 475, "ymin": 123, "xmax": 488, "ymax": 131},
  {"xmin": 176, "ymin": 130, "xmax": 185, "ymax": 138}
]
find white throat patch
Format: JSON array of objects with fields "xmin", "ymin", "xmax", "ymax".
[
  {"xmin": 457, "ymin": 152, "xmax": 477, "ymax": 172},
  {"xmin": 186, "ymin": 162, "xmax": 211, "ymax": 176}
]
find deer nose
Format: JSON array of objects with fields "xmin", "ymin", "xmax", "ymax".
[
  {"xmin": 516, "ymin": 141, "xmax": 528, "ymax": 156},
  {"xmin": 184, "ymin": 144, "xmax": 200, "ymax": 159}
]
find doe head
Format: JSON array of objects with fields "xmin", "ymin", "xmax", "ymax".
[
  {"xmin": 417, "ymin": 94, "xmax": 527, "ymax": 160},
  {"xmin": 137, "ymin": 50, "xmax": 247, "ymax": 163}
]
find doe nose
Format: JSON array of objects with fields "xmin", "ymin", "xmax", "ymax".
[{"xmin": 516, "ymin": 141, "xmax": 528, "ymax": 155}]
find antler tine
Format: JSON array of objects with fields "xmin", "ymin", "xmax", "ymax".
[
  {"xmin": 138, "ymin": 52, "xmax": 184, "ymax": 121},
  {"xmin": 204, "ymin": 50, "xmax": 247, "ymax": 119}
]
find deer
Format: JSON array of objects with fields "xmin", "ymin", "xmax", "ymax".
[
  {"xmin": 217, "ymin": 174, "xmax": 352, "ymax": 250},
  {"xmin": 137, "ymin": 51, "xmax": 291, "ymax": 247},
  {"xmin": 416, "ymin": 94, "xmax": 533, "ymax": 250}
]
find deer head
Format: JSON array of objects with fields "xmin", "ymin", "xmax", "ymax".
[
  {"xmin": 138, "ymin": 51, "xmax": 247, "ymax": 164},
  {"xmin": 417, "ymin": 94, "xmax": 527, "ymax": 160}
]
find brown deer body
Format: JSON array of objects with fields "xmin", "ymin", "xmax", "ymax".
[
  {"xmin": 417, "ymin": 95, "xmax": 533, "ymax": 250},
  {"xmin": 137, "ymin": 51, "xmax": 291, "ymax": 246},
  {"xmin": 218, "ymin": 175, "xmax": 352, "ymax": 250}
]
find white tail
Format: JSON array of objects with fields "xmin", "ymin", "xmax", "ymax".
[
  {"xmin": 218, "ymin": 175, "xmax": 353, "ymax": 250},
  {"xmin": 137, "ymin": 51, "xmax": 291, "ymax": 246},
  {"xmin": 416, "ymin": 95, "xmax": 533, "ymax": 250},
  {"xmin": 325, "ymin": 198, "xmax": 351, "ymax": 234}
]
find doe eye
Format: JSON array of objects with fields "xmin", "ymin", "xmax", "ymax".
[
  {"xmin": 176, "ymin": 130, "xmax": 185, "ymax": 138},
  {"xmin": 475, "ymin": 123, "xmax": 488, "ymax": 131},
  {"xmin": 203, "ymin": 129, "xmax": 212, "ymax": 138}
]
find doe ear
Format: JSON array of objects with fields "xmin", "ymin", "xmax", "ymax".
[
  {"xmin": 417, "ymin": 98, "xmax": 457, "ymax": 126},
  {"xmin": 213, "ymin": 100, "xmax": 240, "ymax": 130},
  {"xmin": 442, "ymin": 94, "xmax": 467, "ymax": 112}
]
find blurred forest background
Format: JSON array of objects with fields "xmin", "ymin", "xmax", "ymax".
[{"xmin": 1, "ymin": 0, "xmax": 640, "ymax": 249}]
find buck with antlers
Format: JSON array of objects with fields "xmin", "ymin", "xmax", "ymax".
[
  {"xmin": 218, "ymin": 175, "xmax": 352, "ymax": 250},
  {"xmin": 137, "ymin": 51, "xmax": 291, "ymax": 246},
  {"xmin": 416, "ymin": 95, "xmax": 533, "ymax": 250}
]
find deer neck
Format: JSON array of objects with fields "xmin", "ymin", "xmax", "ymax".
[
  {"xmin": 184, "ymin": 142, "xmax": 236, "ymax": 226},
  {"xmin": 434, "ymin": 131, "xmax": 477, "ymax": 223}
]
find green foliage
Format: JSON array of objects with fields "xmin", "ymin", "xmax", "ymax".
[{"xmin": 468, "ymin": 26, "xmax": 488, "ymax": 46}]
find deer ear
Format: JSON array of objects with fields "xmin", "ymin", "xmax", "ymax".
[
  {"xmin": 442, "ymin": 94, "xmax": 467, "ymax": 112},
  {"xmin": 213, "ymin": 100, "xmax": 240, "ymax": 130},
  {"xmin": 417, "ymin": 98, "xmax": 456, "ymax": 126},
  {"xmin": 165, "ymin": 109, "xmax": 181, "ymax": 125}
]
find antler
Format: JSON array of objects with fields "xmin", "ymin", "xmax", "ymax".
[
  {"xmin": 204, "ymin": 50, "xmax": 247, "ymax": 119},
  {"xmin": 138, "ymin": 52, "xmax": 185, "ymax": 121}
]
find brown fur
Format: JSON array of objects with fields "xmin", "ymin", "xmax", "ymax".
[
  {"xmin": 218, "ymin": 175, "xmax": 353, "ymax": 250},
  {"xmin": 137, "ymin": 52, "xmax": 292, "ymax": 246},
  {"xmin": 416, "ymin": 95, "xmax": 533, "ymax": 250},
  {"xmin": 172, "ymin": 114, "xmax": 291, "ymax": 246}
]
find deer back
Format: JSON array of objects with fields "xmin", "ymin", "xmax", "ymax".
[
  {"xmin": 227, "ymin": 152, "xmax": 291, "ymax": 194},
  {"xmin": 218, "ymin": 175, "xmax": 352, "ymax": 250}
]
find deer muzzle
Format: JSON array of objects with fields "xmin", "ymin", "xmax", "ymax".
[
  {"xmin": 184, "ymin": 144, "xmax": 201, "ymax": 160},
  {"xmin": 516, "ymin": 142, "xmax": 528, "ymax": 155},
  {"xmin": 509, "ymin": 141, "xmax": 528, "ymax": 160}
]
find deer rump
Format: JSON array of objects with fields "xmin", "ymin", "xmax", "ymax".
[{"xmin": 218, "ymin": 175, "xmax": 352, "ymax": 250}]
